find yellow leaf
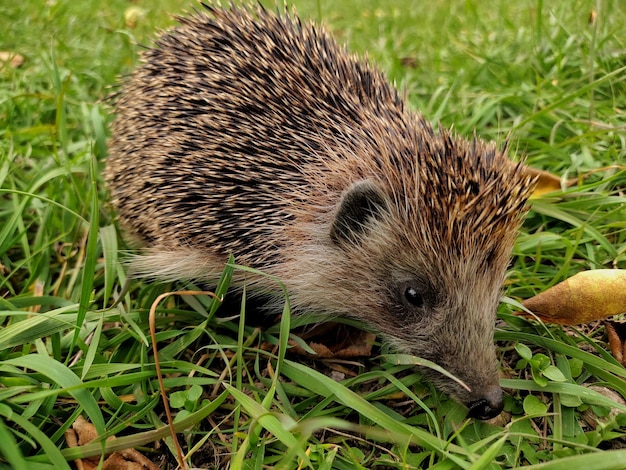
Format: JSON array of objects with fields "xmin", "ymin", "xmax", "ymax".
[
  {"xmin": 521, "ymin": 269, "xmax": 626, "ymax": 325},
  {"xmin": 524, "ymin": 167, "xmax": 569, "ymax": 198},
  {"xmin": 524, "ymin": 165, "xmax": 626, "ymax": 199}
]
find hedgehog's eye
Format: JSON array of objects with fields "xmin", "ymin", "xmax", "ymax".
[
  {"xmin": 404, "ymin": 286, "xmax": 425, "ymax": 308},
  {"xmin": 396, "ymin": 280, "xmax": 431, "ymax": 315}
]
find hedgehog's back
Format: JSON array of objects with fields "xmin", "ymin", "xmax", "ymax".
[{"xmin": 106, "ymin": 4, "xmax": 408, "ymax": 265}]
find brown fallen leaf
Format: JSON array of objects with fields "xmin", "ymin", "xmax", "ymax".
[
  {"xmin": 65, "ymin": 416, "xmax": 159, "ymax": 470},
  {"xmin": 334, "ymin": 332, "xmax": 377, "ymax": 358},
  {"xmin": 605, "ymin": 320, "xmax": 626, "ymax": 366},
  {"xmin": 284, "ymin": 322, "xmax": 376, "ymax": 359},
  {"xmin": 524, "ymin": 165, "xmax": 626, "ymax": 198},
  {"xmin": 523, "ymin": 167, "xmax": 574, "ymax": 198},
  {"xmin": 291, "ymin": 340, "xmax": 334, "ymax": 358},
  {"xmin": 520, "ymin": 269, "xmax": 626, "ymax": 325},
  {"xmin": 0, "ymin": 51, "xmax": 24, "ymax": 69},
  {"xmin": 70, "ymin": 416, "xmax": 100, "ymax": 445}
]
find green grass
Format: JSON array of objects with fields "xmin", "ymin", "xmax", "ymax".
[{"xmin": 1, "ymin": 0, "xmax": 626, "ymax": 468}]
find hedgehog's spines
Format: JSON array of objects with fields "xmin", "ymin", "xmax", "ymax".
[{"xmin": 106, "ymin": 3, "xmax": 535, "ymax": 419}]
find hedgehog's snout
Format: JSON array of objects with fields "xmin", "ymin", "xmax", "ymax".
[{"xmin": 466, "ymin": 385, "xmax": 504, "ymax": 420}]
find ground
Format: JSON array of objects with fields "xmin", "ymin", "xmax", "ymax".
[{"xmin": 1, "ymin": 0, "xmax": 625, "ymax": 468}]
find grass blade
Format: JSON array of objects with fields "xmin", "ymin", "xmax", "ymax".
[{"xmin": 3, "ymin": 355, "xmax": 105, "ymax": 435}]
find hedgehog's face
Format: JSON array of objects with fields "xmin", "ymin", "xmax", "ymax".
[
  {"xmin": 328, "ymin": 179, "xmax": 519, "ymax": 420},
  {"xmin": 377, "ymin": 267, "xmax": 506, "ymax": 421}
]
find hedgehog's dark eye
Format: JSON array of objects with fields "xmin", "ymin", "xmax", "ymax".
[
  {"xmin": 396, "ymin": 280, "xmax": 431, "ymax": 316},
  {"xmin": 404, "ymin": 286, "xmax": 425, "ymax": 308}
]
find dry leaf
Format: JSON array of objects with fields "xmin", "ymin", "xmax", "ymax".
[
  {"xmin": 0, "ymin": 51, "xmax": 24, "ymax": 68},
  {"xmin": 333, "ymin": 332, "xmax": 377, "ymax": 358},
  {"xmin": 524, "ymin": 165, "xmax": 626, "ymax": 198},
  {"xmin": 523, "ymin": 167, "xmax": 574, "ymax": 197},
  {"xmin": 521, "ymin": 269, "xmax": 626, "ymax": 325},
  {"xmin": 28, "ymin": 279, "xmax": 45, "ymax": 313},
  {"xmin": 605, "ymin": 320, "xmax": 626, "ymax": 366},
  {"xmin": 291, "ymin": 340, "xmax": 334, "ymax": 358},
  {"xmin": 283, "ymin": 322, "xmax": 376, "ymax": 359},
  {"xmin": 70, "ymin": 416, "xmax": 100, "ymax": 445},
  {"xmin": 65, "ymin": 416, "xmax": 159, "ymax": 470}
]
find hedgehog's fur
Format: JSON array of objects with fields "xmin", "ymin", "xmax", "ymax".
[{"xmin": 106, "ymin": 2, "xmax": 536, "ymax": 420}]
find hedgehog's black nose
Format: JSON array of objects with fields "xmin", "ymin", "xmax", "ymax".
[{"xmin": 467, "ymin": 387, "xmax": 504, "ymax": 420}]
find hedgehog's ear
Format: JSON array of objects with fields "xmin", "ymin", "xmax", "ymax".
[{"xmin": 330, "ymin": 180, "xmax": 389, "ymax": 244}]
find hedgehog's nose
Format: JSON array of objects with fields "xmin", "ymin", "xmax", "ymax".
[{"xmin": 467, "ymin": 387, "xmax": 504, "ymax": 420}]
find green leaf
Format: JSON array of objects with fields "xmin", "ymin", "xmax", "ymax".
[
  {"xmin": 522, "ymin": 449, "xmax": 626, "ymax": 470},
  {"xmin": 3, "ymin": 355, "xmax": 105, "ymax": 435},
  {"xmin": 468, "ymin": 435, "xmax": 507, "ymax": 470},
  {"xmin": 532, "ymin": 354, "xmax": 551, "ymax": 369},
  {"xmin": 524, "ymin": 395, "xmax": 548, "ymax": 415},
  {"xmin": 80, "ymin": 315, "xmax": 103, "ymax": 380},
  {"xmin": 502, "ymin": 379, "xmax": 626, "ymax": 412},
  {"xmin": 559, "ymin": 394, "xmax": 583, "ymax": 408},
  {"xmin": 225, "ymin": 384, "xmax": 311, "ymax": 468},
  {"xmin": 0, "ymin": 414, "xmax": 28, "ymax": 470},
  {"xmin": 187, "ymin": 384, "xmax": 203, "ymax": 403},
  {"xmin": 99, "ymin": 224, "xmax": 118, "ymax": 305},
  {"xmin": 515, "ymin": 343, "xmax": 533, "ymax": 361},
  {"xmin": 531, "ymin": 368, "xmax": 549, "ymax": 387},
  {"xmin": 73, "ymin": 154, "xmax": 100, "ymax": 352},
  {"xmin": 208, "ymin": 254, "xmax": 235, "ymax": 318},
  {"xmin": 173, "ymin": 409, "xmax": 191, "ymax": 422},
  {"xmin": 0, "ymin": 404, "xmax": 71, "ymax": 469},
  {"xmin": 382, "ymin": 354, "xmax": 471, "ymax": 393},
  {"xmin": 61, "ymin": 390, "xmax": 229, "ymax": 460},
  {"xmin": 568, "ymin": 358, "xmax": 584, "ymax": 378},
  {"xmin": 543, "ymin": 365, "xmax": 567, "ymax": 382},
  {"xmin": 169, "ymin": 390, "xmax": 186, "ymax": 409},
  {"xmin": 281, "ymin": 359, "xmax": 470, "ymax": 461}
]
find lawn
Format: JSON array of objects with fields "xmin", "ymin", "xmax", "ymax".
[{"xmin": 1, "ymin": 0, "xmax": 625, "ymax": 468}]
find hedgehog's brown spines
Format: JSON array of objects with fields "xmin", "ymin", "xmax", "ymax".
[{"xmin": 106, "ymin": 2, "xmax": 535, "ymax": 419}]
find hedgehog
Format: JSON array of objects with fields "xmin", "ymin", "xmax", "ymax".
[{"xmin": 106, "ymin": 2, "xmax": 535, "ymax": 420}]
